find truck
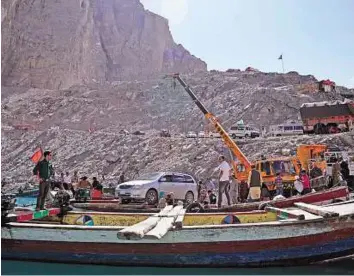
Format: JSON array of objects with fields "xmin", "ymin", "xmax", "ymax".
[{"xmin": 300, "ymin": 100, "xmax": 354, "ymax": 134}]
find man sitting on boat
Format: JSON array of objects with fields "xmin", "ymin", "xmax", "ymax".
[
  {"xmin": 75, "ymin": 176, "xmax": 93, "ymax": 201},
  {"xmin": 208, "ymin": 190, "xmax": 217, "ymax": 205}
]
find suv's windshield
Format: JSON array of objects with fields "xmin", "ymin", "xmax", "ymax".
[{"xmin": 135, "ymin": 173, "xmax": 162, "ymax": 181}]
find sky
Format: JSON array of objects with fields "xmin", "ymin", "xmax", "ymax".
[{"xmin": 141, "ymin": 0, "xmax": 354, "ymax": 88}]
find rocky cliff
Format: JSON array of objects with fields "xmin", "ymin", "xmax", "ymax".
[{"xmin": 1, "ymin": 0, "xmax": 207, "ymax": 89}]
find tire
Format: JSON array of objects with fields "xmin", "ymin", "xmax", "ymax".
[
  {"xmin": 245, "ymin": 134, "xmax": 250, "ymax": 139},
  {"xmin": 186, "ymin": 202, "xmax": 204, "ymax": 213},
  {"xmin": 231, "ymin": 134, "xmax": 236, "ymax": 139},
  {"xmin": 276, "ymin": 134, "xmax": 281, "ymax": 137},
  {"xmin": 145, "ymin": 189, "xmax": 158, "ymax": 205},
  {"xmin": 185, "ymin": 191, "xmax": 194, "ymax": 204}
]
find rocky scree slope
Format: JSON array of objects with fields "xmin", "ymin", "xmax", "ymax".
[{"xmin": 2, "ymin": 127, "xmax": 354, "ymax": 192}]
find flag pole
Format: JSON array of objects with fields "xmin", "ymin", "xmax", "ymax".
[{"xmin": 281, "ymin": 57, "xmax": 285, "ymax": 73}]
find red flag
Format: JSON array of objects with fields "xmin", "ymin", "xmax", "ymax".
[{"xmin": 30, "ymin": 148, "xmax": 43, "ymax": 164}]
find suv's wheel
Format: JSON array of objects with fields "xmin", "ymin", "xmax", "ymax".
[
  {"xmin": 145, "ymin": 189, "xmax": 158, "ymax": 205},
  {"xmin": 231, "ymin": 134, "xmax": 236, "ymax": 139},
  {"xmin": 245, "ymin": 134, "xmax": 250, "ymax": 138},
  {"xmin": 185, "ymin": 191, "xmax": 194, "ymax": 204}
]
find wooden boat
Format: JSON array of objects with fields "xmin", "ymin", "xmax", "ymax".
[
  {"xmin": 2, "ymin": 201, "xmax": 354, "ymax": 267},
  {"xmin": 71, "ymin": 186, "xmax": 349, "ymax": 213}
]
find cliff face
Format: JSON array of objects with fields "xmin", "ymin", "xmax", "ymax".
[{"xmin": 1, "ymin": 0, "xmax": 207, "ymax": 89}]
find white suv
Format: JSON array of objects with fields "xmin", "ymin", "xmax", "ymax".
[
  {"xmin": 115, "ymin": 172, "xmax": 197, "ymax": 205},
  {"xmin": 230, "ymin": 125, "xmax": 260, "ymax": 139}
]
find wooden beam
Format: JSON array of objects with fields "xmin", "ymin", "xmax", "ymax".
[
  {"xmin": 294, "ymin": 202, "xmax": 339, "ymax": 218},
  {"xmin": 265, "ymin": 206, "xmax": 305, "ymax": 221},
  {"xmin": 117, "ymin": 205, "xmax": 173, "ymax": 240},
  {"xmin": 145, "ymin": 206, "xmax": 184, "ymax": 239}
]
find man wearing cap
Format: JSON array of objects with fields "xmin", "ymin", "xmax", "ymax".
[{"xmin": 33, "ymin": 151, "xmax": 54, "ymax": 211}]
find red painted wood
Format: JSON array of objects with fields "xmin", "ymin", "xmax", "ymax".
[{"xmin": 3, "ymin": 227, "xmax": 353, "ymax": 255}]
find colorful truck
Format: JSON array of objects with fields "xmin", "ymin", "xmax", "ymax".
[{"xmin": 300, "ymin": 100, "xmax": 354, "ymax": 134}]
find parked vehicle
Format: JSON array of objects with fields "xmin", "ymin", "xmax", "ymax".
[
  {"xmin": 115, "ymin": 172, "xmax": 197, "ymax": 205},
  {"xmin": 300, "ymin": 100, "xmax": 354, "ymax": 134},
  {"xmin": 229, "ymin": 125, "xmax": 260, "ymax": 139},
  {"xmin": 268, "ymin": 121, "xmax": 304, "ymax": 137},
  {"xmin": 209, "ymin": 132, "xmax": 221, "ymax": 138},
  {"xmin": 186, "ymin": 131, "xmax": 197, "ymax": 138},
  {"xmin": 198, "ymin": 131, "xmax": 206, "ymax": 138}
]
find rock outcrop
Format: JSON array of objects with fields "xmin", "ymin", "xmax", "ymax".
[{"xmin": 1, "ymin": 0, "xmax": 206, "ymax": 89}]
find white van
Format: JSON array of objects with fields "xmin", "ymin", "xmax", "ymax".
[
  {"xmin": 269, "ymin": 122, "xmax": 304, "ymax": 137},
  {"xmin": 229, "ymin": 125, "xmax": 260, "ymax": 139}
]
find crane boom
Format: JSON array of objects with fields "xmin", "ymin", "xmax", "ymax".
[{"xmin": 171, "ymin": 73, "xmax": 252, "ymax": 170}]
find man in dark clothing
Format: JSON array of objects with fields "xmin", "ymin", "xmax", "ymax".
[
  {"xmin": 340, "ymin": 160, "xmax": 350, "ymax": 181},
  {"xmin": 33, "ymin": 151, "xmax": 54, "ymax": 211},
  {"xmin": 208, "ymin": 190, "xmax": 217, "ymax": 204},
  {"xmin": 119, "ymin": 172, "xmax": 125, "ymax": 184},
  {"xmin": 92, "ymin": 177, "xmax": 103, "ymax": 192},
  {"xmin": 247, "ymin": 165, "xmax": 262, "ymax": 202},
  {"xmin": 310, "ymin": 163, "xmax": 323, "ymax": 179}
]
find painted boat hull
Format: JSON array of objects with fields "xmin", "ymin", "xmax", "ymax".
[
  {"xmin": 71, "ymin": 186, "xmax": 349, "ymax": 213},
  {"xmin": 2, "ymin": 208, "xmax": 354, "ymax": 267}
]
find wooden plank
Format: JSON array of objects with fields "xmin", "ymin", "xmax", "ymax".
[
  {"xmin": 117, "ymin": 205, "xmax": 173, "ymax": 240},
  {"xmin": 294, "ymin": 202, "xmax": 339, "ymax": 218},
  {"xmin": 145, "ymin": 206, "xmax": 184, "ymax": 239},
  {"xmin": 174, "ymin": 209, "xmax": 187, "ymax": 229},
  {"xmin": 265, "ymin": 206, "xmax": 305, "ymax": 221}
]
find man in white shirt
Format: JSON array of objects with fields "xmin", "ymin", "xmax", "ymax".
[
  {"xmin": 214, "ymin": 155, "xmax": 232, "ymax": 208},
  {"xmin": 63, "ymin": 172, "xmax": 71, "ymax": 190}
]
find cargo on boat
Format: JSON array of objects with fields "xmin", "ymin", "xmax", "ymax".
[{"xmin": 2, "ymin": 201, "xmax": 354, "ymax": 267}]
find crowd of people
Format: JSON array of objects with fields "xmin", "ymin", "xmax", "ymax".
[
  {"xmin": 31, "ymin": 149, "xmax": 350, "ymax": 211},
  {"xmin": 32, "ymin": 150, "xmax": 127, "ymax": 211},
  {"xmin": 196, "ymin": 155, "xmax": 350, "ymax": 208}
]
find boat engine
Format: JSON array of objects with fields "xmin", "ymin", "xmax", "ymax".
[
  {"xmin": 53, "ymin": 190, "xmax": 71, "ymax": 208},
  {"xmin": 1, "ymin": 193, "xmax": 16, "ymax": 225}
]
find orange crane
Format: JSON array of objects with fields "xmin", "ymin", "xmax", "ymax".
[
  {"xmin": 169, "ymin": 74, "xmax": 334, "ymax": 193},
  {"xmin": 170, "ymin": 73, "xmax": 252, "ymax": 178}
]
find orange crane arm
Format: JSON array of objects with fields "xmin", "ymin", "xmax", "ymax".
[{"xmin": 171, "ymin": 73, "xmax": 252, "ymax": 170}]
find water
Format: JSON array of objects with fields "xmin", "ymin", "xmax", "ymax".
[
  {"xmin": 2, "ymin": 259, "xmax": 354, "ymax": 275},
  {"xmin": 15, "ymin": 197, "xmax": 37, "ymax": 208}
]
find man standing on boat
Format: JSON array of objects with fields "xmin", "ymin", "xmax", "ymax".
[
  {"xmin": 213, "ymin": 155, "xmax": 232, "ymax": 208},
  {"xmin": 247, "ymin": 165, "xmax": 263, "ymax": 202},
  {"xmin": 33, "ymin": 151, "xmax": 54, "ymax": 211}
]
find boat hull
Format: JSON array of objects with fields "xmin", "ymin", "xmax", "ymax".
[{"xmin": 2, "ymin": 213, "xmax": 354, "ymax": 267}]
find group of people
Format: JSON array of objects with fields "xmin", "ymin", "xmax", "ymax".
[
  {"xmin": 197, "ymin": 154, "xmax": 349, "ymax": 208},
  {"xmin": 32, "ymin": 150, "xmax": 104, "ymax": 211}
]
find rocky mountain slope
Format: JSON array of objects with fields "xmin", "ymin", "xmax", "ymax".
[
  {"xmin": 2, "ymin": 69, "xmax": 354, "ymax": 190},
  {"xmin": 1, "ymin": 0, "xmax": 206, "ymax": 89}
]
